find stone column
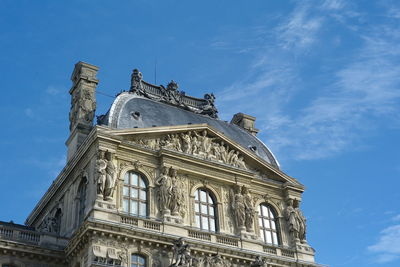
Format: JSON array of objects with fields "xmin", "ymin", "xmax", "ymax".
[{"xmin": 66, "ymin": 61, "xmax": 99, "ymax": 161}]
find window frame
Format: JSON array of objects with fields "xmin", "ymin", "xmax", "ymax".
[
  {"xmin": 258, "ymin": 203, "xmax": 280, "ymax": 246},
  {"xmin": 130, "ymin": 253, "xmax": 146, "ymax": 267},
  {"xmin": 122, "ymin": 171, "xmax": 148, "ymax": 217},
  {"xmin": 194, "ymin": 188, "xmax": 218, "ymax": 232}
]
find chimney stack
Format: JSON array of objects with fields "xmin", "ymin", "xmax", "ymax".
[
  {"xmin": 231, "ymin": 113, "xmax": 259, "ymax": 136},
  {"xmin": 66, "ymin": 61, "xmax": 99, "ymax": 161}
]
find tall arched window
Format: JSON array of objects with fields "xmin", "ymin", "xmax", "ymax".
[
  {"xmin": 123, "ymin": 171, "xmax": 148, "ymax": 217},
  {"xmin": 131, "ymin": 254, "xmax": 146, "ymax": 267},
  {"xmin": 258, "ymin": 204, "xmax": 280, "ymax": 245},
  {"xmin": 77, "ymin": 179, "xmax": 87, "ymax": 224},
  {"xmin": 194, "ymin": 189, "xmax": 217, "ymax": 232}
]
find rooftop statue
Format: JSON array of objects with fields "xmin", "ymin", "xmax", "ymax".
[{"xmin": 129, "ymin": 69, "xmax": 218, "ymax": 118}]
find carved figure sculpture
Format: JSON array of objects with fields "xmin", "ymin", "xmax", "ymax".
[
  {"xmin": 295, "ymin": 201, "xmax": 307, "ymax": 243},
  {"xmin": 130, "ymin": 69, "xmax": 143, "ymax": 93},
  {"xmin": 232, "ymin": 185, "xmax": 246, "ymax": 231},
  {"xmin": 170, "ymin": 238, "xmax": 194, "ymax": 267},
  {"xmin": 96, "ymin": 151, "xmax": 107, "ymax": 196},
  {"xmin": 242, "ymin": 186, "xmax": 255, "ymax": 232},
  {"xmin": 104, "ymin": 151, "xmax": 116, "ymax": 200},
  {"xmin": 285, "ymin": 199, "xmax": 299, "ymax": 242},
  {"xmin": 132, "ymin": 130, "xmax": 249, "ymax": 170},
  {"xmin": 250, "ymin": 256, "xmax": 266, "ymax": 267},
  {"xmin": 156, "ymin": 166, "xmax": 172, "ymax": 215},
  {"xmin": 169, "ymin": 168, "xmax": 185, "ymax": 216}
]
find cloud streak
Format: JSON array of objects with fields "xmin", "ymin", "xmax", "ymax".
[{"xmin": 217, "ymin": 1, "xmax": 400, "ymax": 162}]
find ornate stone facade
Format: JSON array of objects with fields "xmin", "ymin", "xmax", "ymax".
[{"xmin": 0, "ymin": 63, "xmax": 324, "ymax": 267}]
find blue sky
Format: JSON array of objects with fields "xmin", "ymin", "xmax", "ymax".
[{"xmin": 1, "ymin": 0, "xmax": 399, "ymax": 266}]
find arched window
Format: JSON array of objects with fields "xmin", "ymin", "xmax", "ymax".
[
  {"xmin": 258, "ymin": 204, "xmax": 280, "ymax": 245},
  {"xmin": 194, "ymin": 188, "xmax": 217, "ymax": 232},
  {"xmin": 77, "ymin": 179, "xmax": 87, "ymax": 224},
  {"xmin": 123, "ymin": 171, "xmax": 148, "ymax": 217},
  {"xmin": 131, "ymin": 254, "xmax": 146, "ymax": 267}
]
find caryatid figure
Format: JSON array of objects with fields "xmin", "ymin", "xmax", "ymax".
[
  {"xmin": 285, "ymin": 199, "xmax": 300, "ymax": 242},
  {"xmin": 156, "ymin": 166, "xmax": 172, "ymax": 215},
  {"xmin": 103, "ymin": 151, "xmax": 116, "ymax": 200},
  {"xmin": 96, "ymin": 150, "xmax": 107, "ymax": 197},
  {"xmin": 233, "ymin": 185, "xmax": 246, "ymax": 231}
]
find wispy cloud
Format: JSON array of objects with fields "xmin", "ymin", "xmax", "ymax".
[
  {"xmin": 217, "ymin": 1, "xmax": 400, "ymax": 162},
  {"xmin": 368, "ymin": 224, "xmax": 400, "ymax": 263},
  {"xmin": 277, "ymin": 3, "xmax": 322, "ymax": 51}
]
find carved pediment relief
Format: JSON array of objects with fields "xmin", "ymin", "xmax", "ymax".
[{"xmin": 127, "ymin": 129, "xmax": 248, "ymax": 170}]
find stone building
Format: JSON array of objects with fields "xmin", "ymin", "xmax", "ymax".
[{"xmin": 0, "ymin": 62, "xmax": 325, "ymax": 267}]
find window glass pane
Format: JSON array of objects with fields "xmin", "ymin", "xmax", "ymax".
[
  {"xmin": 131, "ymin": 254, "xmax": 137, "ymax": 262},
  {"xmin": 209, "ymin": 206, "xmax": 215, "ymax": 216},
  {"xmin": 138, "ymin": 256, "xmax": 145, "ymax": 264},
  {"xmin": 195, "ymin": 203, "xmax": 199, "ymax": 213},
  {"xmin": 264, "ymin": 219, "xmax": 270, "ymax": 229},
  {"xmin": 194, "ymin": 192, "xmax": 199, "ymax": 201},
  {"xmin": 124, "ymin": 173, "xmax": 129, "ymax": 184},
  {"xmin": 195, "ymin": 215, "xmax": 200, "ymax": 227},
  {"xmin": 201, "ymin": 204, "xmax": 208, "ymax": 214},
  {"xmin": 123, "ymin": 186, "xmax": 129, "ymax": 196},
  {"xmin": 273, "ymin": 232, "xmax": 278, "ymax": 245},
  {"xmin": 266, "ymin": 231, "xmax": 272, "ymax": 243},
  {"xmin": 139, "ymin": 202, "xmax": 146, "ymax": 216},
  {"xmin": 269, "ymin": 208, "xmax": 275, "ymax": 219},
  {"xmin": 140, "ymin": 190, "xmax": 146, "ymax": 200},
  {"xmin": 271, "ymin": 220, "xmax": 276, "ymax": 230},
  {"xmin": 260, "ymin": 230, "xmax": 265, "ymax": 242},
  {"xmin": 123, "ymin": 199, "xmax": 129, "ymax": 212},
  {"xmin": 258, "ymin": 217, "xmax": 263, "ymax": 227},
  {"xmin": 139, "ymin": 177, "xmax": 145, "ymax": 188},
  {"xmin": 200, "ymin": 190, "xmax": 207, "ymax": 202},
  {"xmin": 131, "ymin": 200, "xmax": 138, "ymax": 214},
  {"xmin": 210, "ymin": 219, "xmax": 215, "ymax": 231},
  {"xmin": 202, "ymin": 217, "xmax": 209, "ymax": 230},
  {"xmin": 131, "ymin": 188, "xmax": 138, "ymax": 198},
  {"xmin": 131, "ymin": 173, "xmax": 138, "ymax": 186},
  {"xmin": 262, "ymin": 205, "xmax": 268, "ymax": 216}
]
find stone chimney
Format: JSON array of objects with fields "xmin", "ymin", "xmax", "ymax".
[
  {"xmin": 66, "ymin": 61, "xmax": 99, "ymax": 161},
  {"xmin": 231, "ymin": 113, "xmax": 259, "ymax": 136}
]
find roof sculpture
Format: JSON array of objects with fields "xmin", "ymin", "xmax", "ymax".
[{"xmin": 97, "ymin": 69, "xmax": 280, "ymax": 169}]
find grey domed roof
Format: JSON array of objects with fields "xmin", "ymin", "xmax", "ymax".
[{"xmin": 98, "ymin": 92, "xmax": 280, "ymax": 168}]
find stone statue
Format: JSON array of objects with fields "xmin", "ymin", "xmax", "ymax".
[
  {"xmin": 103, "ymin": 151, "xmax": 116, "ymax": 200},
  {"xmin": 130, "ymin": 69, "xmax": 143, "ymax": 93},
  {"xmin": 169, "ymin": 168, "xmax": 185, "ymax": 216},
  {"xmin": 96, "ymin": 150, "xmax": 107, "ymax": 196},
  {"xmin": 156, "ymin": 166, "xmax": 172, "ymax": 215},
  {"xmin": 242, "ymin": 186, "xmax": 255, "ymax": 232},
  {"xmin": 170, "ymin": 238, "xmax": 194, "ymax": 267},
  {"xmin": 295, "ymin": 201, "xmax": 307, "ymax": 243},
  {"xmin": 250, "ymin": 256, "xmax": 266, "ymax": 267},
  {"xmin": 232, "ymin": 185, "xmax": 246, "ymax": 231},
  {"xmin": 181, "ymin": 132, "xmax": 192, "ymax": 154},
  {"xmin": 285, "ymin": 199, "xmax": 299, "ymax": 242},
  {"xmin": 200, "ymin": 93, "xmax": 218, "ymax": 119},
  {"xmin": 236, "ymin": 156, "xmax": 247, "ymax": 169}
]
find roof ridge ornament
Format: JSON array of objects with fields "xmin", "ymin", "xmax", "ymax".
[{"xmin": 129, "ymin": 68, "xmax": 218, "ymax": 118}]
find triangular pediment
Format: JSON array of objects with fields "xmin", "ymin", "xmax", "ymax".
[{"xmin": 99, "ymin": 124, "xmax": 302, "ymax": 187}]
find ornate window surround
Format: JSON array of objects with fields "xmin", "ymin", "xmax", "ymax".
[
  {"xmin": 122, "ymin": 171, "xmax": 149, "ymax": 217},
  {"xmin": 258, "ymin": 203, "xmax": 280, "ymax": 246},
  {"xmin": 194, "ymin": 188, "xmax": 218, "ymax": 232}
]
